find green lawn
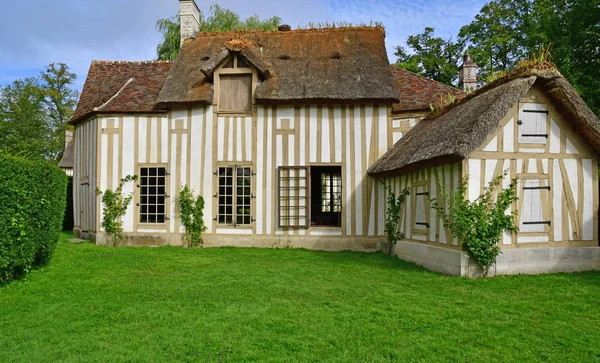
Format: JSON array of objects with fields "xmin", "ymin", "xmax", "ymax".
[{"xmin": 1, "ymin": 233, "xmax": 599, "ymax": 362}]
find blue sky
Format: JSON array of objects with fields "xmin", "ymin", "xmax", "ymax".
[{"xmin": 0, "ymin": 0, "xmax": 487, "ymax": 92}]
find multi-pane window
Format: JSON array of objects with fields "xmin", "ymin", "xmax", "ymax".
[
  {"xmin": 413, "ymin": 184, "xmax": 429, "ymax": 231},
  {"xmin": 279, "ymin": 167, "xmax": 308, "ymax": 228},
  {"xmin": 217, "ymin": 166, "xmax": 252, "ymax": 226},
  {"xmin": 518, "ymin": 104, "xmax": 548, "ymax": 144},
  {"xmin": 139, "ymin": 167, "xmax": 167, "ymax": 224},
  {"xmin": 321, "ymin": 173, "xmax": 342, "ymax": 213}
]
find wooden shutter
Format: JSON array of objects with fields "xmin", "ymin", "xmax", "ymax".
[
  {"xmin": 518, "ymin": 104, "xmax": 548, "ymax": 144},
  {"xmin": 414, "ymin": 185, "xmax": 429, "ymax": 230},
  {"xmin": 219, "ymin": 74, "xmax": 252, "ymax": 112},
  {"xmin": 520, "ymin": 179, "xmax": 550, "ymax": 232}
]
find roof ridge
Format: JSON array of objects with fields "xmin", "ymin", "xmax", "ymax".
[
  {"xmin": 92, "ymin": 60, "xmax": 173, "ymax": 65},
  {"xmin": 93, "ymin": 78, "xmax": 135, "ymax": 112},
  {"xmin": 193, "ymin": 26, "xmax": 384, "ymax": 38}
]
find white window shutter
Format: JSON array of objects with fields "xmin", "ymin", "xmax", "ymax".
[{"xmin": 518, "ymin": 104, "xmax": 547, "ymax": 144}]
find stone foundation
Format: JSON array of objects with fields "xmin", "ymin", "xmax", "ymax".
[{"xmin": 391, "ymin": 240, "xmax": 600, "ymax": 277}]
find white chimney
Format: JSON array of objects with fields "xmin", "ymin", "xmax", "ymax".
[
  {"xmin": 65, "ymin": 129, "xmax": 73, "ymax": 150},
  {"xmin": 180, "ymin": 0, "xmax": 200, "ymax": 46},
  {"xmin": 458, "ymin": 54, "xmax": 477, "ymax": 92}
]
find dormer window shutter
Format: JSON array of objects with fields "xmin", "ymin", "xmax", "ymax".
[{"xmin": 518, "ymin": 104, "xmax": 548, "ymax": 144}]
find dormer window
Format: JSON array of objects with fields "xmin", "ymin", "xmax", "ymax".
[{"xmin": 216, "ymin": 54, "xmax": 255, "ymax": 113}]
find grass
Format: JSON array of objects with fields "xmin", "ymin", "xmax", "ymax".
[{"xmin": 1, "ymin": 233, "xmax": 599, "ymax": 362}]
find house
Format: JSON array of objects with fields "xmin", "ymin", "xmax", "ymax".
[
  {"xmin": 69, "ymin": 0, "xmax": 600, "ymax": 276},
  {"xmin": 368, "ymin": 65, "xmax": 600, "ymax": 276},
  {"xmin": 58, "ymin": 129, "xmax": 74, "ymax": 176}
]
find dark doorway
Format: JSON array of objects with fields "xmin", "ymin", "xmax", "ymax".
[{"xmin": 310, "ymin": 166, "xmax": 342, "ymax": 227}]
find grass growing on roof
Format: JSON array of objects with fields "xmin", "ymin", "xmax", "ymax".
[{"xmin": 1, "ymin": 233, "xmax": 600, "ymax": 361}]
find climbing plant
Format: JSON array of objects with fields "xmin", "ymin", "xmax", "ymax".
[
  {"xmin": 382, "ymin": 181, "xmax": 410, "ymax": 255},
  {"xmin": 179, "ymin": 185, "xmax": 207, "ymax": 248},
  {"xmin": 96, "ymin": 175, "xmax": 137, "ymax": 247},
  {"xmin": 430, "ymin": 173, "xmax": 518, "ymax": 276}
]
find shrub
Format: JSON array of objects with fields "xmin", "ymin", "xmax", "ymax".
[
  {"xmin": 382, "ymin": 181, "xmax": 410, "ymax": 255},
  {"xmin": 0, "ymin": 153, "xmax": 67, "ymax": 283},
  {"xmin": 96, "ymin": 175, "xmax": 137, "ymax": 247},
  {"xmin": 178, "ymin": 185, "xmax": 207, "ymax": 248},
  {"xmin": 430, "ymin": 173, "xmax": 518, "ymax": 276}
]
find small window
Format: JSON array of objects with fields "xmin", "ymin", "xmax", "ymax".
[
  {"xmin": 518, "ymin": 104, "xmax": 548, "ymax": 144},
  {"xmin": 279, "ymin": 167, "xmax": 308, "ymax": 228},
  {"xmin": 219, "ymin": 74, "xmax": 252, "ymax": 113},
  {"xmin": 139, "ymin": 167, "xmax": 167, "ymax": 224},
  {"xmin": 413, "ymin": 184, "xmax": 429, "ymax": 231},
  {"xmin": 217, "ymin": 166, "xmax": 252, "ymax": 226},
  {"xmin": 520, "ymin": 179, "xmax": 550, "ymax": 232}
]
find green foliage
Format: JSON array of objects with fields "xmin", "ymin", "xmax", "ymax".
[
  {"xmin": 96, "ymin": 175, "xmax": 137, "ymax": 246},
  {"xmin": 394, "ymin": 27, "xmax": 465, "ymax": 86},
  {"xmin": 156, "ymin": 16, "xmax": 181, "ymax": 61},
  {"xmin": 178, "ymin": 185, "xmax": 207, "ymax": 248},
  {"xmin": 382, "ymin": 182, "xmax": 410, "ymax": 254},
  {"xmin": 458, "ymin": 0, "xmax": 600, "ymax": 116},
  {"xmin": 429, "ymin": 92, "xmax": 459, "ymax": 115},
  {"xmin": 0, "ymin": 153, "xmax": 67, "ymax": 283},
  {"xmin": 0, "ymin": 63, "xmax": 78, "ymax": 162},
  {"xmin": 156, "ymin": 4, "xmax": 281, "ymax": 61},
  {"xmin": 430, "ymin": 173, "xmax": 518, "ymax": 276}
]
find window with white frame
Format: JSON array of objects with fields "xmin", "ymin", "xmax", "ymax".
[
  {"xmin": 217, "ymin": 165, "xmax": 253, "ymax": 226},
  {"xmin": 139, "ymin": 167, "xmax": 167, "ymax": 224},
  {"xmin": 279, "ymin": 167, "xmax": 309, "ymax": 228},
  {"xmin": 518, "ymin": 104, "xmax": 548, "ymax": 144}
]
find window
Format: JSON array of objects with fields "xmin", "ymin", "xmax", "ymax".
[
  {"xmin": 321, "ymin": 173, "xmax": 342, "ymax": 213},
  {"xmin": 279, "ymin": 167, "xmax": 308, "ymax": 228},
  {"xmin": 217, "ymin": 166, "xmax": 252, "ymax": 226},
  {"xmin": 310, "ymin": 166, "xmax": 342, "ymax": 227},
  {"xmin": 518, "ymin": 104, "xmax": 548, "ymax": 144},
  {"xmin": 217, "ymin": 55, "xmax": 253, "ymax": 113},
  {"xmin": 139, "ymin": 167, "xmax": 167, "ymax": 224},
  {"xmin": 413, "ymin": 183, "xmax": 429, "ymax": 232},
  {"xmin": 520, "ymin": 179, "xmax": 550, "ymax": 232}
]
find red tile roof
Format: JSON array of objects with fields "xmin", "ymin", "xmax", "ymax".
[
  {"xmin": 391, "ymin": 67, "xmax": 464, "ymax": 114},
  {"xmin": 70, "ymin": 60, "xmax": 172, "ymax": 125}
]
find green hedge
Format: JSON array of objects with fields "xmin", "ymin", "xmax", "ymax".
[{"xmin": 0, "ymin": 153, "xmax": 67, "ymax": 283}]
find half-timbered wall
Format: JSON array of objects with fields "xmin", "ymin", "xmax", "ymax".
[
  {"xmin": 390, "ymin": 111, "xmax": 428, "ymax": 145},
  {"xmin": 90, "ymin": 103, "xmax": 398, "ymax": 243},
  {"xmin": 383, "ymin": 163, "xmax": 462, "ymax": 247},
  {"xmin": 468, "ymin": 86, "xmax": 598, "ymax": 247},
  {"xmin": 73, "ymin": 117, "xmax": 98, "ymax": 234}
]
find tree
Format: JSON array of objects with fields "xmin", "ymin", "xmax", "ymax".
[
  {"xmin": 40, "ymin": 63, "xmax": 79, "ymax": 161},
  {"xmin": 458, "ymin": 0, "xmax": 600, "ymax": 116},
  {"xmin": 0, "ymin": 63, "xmax": 78, "ymax": 162},
  {"xmin": 0, "ymin": 78, "xmax": 51, "ymax": 159},
  {"xmin": 394, "ymin": 27, "xmax": 465, "ymax": 86},
  {"xmin": 458, "ymin": 0, "xmax": 533, "ymax": 80},
  {"xmin": 156, "ymin": 4, "xmax": 281, "ymax": 61}
]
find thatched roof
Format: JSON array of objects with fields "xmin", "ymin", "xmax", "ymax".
[
  {"xmin": 155, "ymin": 27, "xmax": 400, "ymax": 108},
  {"xmin": 58, "ymin": 139, "xmax": 74, "ymax": 169},
  {"xmin": 70, "ymin": 61, "xmax": 172, "ymax": 125},
  {"xmin": 391, "ymin": 67, "xmax": 464, "ymax": 113},
  {"xmin": 369, "ymin": 66, "xmax": 600, "ymax": 177}
]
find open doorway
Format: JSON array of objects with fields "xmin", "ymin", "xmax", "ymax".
[{"xmin": 310, "ymin": 166, "xmax": 342, "ymax": 227}]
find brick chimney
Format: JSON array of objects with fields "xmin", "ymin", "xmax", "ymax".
[
  {"xmin": 65, "ymin": 129, "xmax": 73, "ymax": 150},
  {"xmin": 458, "ymin": 54, "xmax": 477, "ymax": 92},
  {"xmin": 180, "ymin": 0, "xmax": 200, "ymax": 46}
]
